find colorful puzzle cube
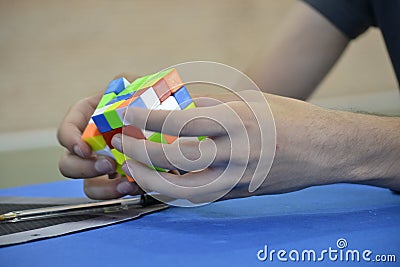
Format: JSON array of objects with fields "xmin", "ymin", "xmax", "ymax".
[{"xmin": 81, "ymin": 69, "xmax": 201, "ymax": 182}]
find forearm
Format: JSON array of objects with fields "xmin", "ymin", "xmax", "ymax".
[
  {"xmin": 247, "ymin": 1, "xmax": 348, "ymax": 100},
  {"xmin": 265, "ymin": 94, "xmax": 400, "ymax": 193}
]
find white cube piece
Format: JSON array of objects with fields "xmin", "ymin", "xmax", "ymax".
[
  {"xmin": 123, "ymin": 77, "xmax": 131, "ymax": 88},
  {"xmin": 176, "ymin": 137, "xmax": 200, "ymax": 143},
  {"xmin": 140, "ymin": 87, "xmax": 160, "ymax": 109},
  {"xmin": 116, "ymin": 105, "xmax": 128, "ymax": 122},
  {"xmin": 144, "ymin": 129, "xmax": 155, "ymax": 139},
  {"xmin": 160, "ymin": 95, "xmax": 180, "ymax": 110}
]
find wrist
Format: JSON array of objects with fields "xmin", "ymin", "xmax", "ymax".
[
  {"xmin": 265, "ymin": 94, "xmax": 400, "ymax": 192},
  {"xmin": 283, "ymin": 105, "xmax": 400, "ymax": 189},
  {"xmin": 341, "ymin": 114, "xmax": 400, "ymax": 190},
  {"xmin": 261, "ymin": 96, "xmax": 344, "ymax": 193}
]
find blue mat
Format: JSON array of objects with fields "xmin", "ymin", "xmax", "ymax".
[{"xmin": 0, "ymin": 181, "xmax": 399, "ymax": 266}]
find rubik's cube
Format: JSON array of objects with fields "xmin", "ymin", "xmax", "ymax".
[{"xmin": 81, "ymin": 68, "xmax": 200, "ymax": 182}]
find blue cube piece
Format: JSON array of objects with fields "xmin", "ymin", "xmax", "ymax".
[
  {"xmin": 129, "ymin": 97, "xmax": 146, "ymax": 109},
  {"xmin": 104, "ymin": 78, "xmax": 126, "ymax": 95},
  {"xmin": 173, "ymin": 86, "xmax": 192, "ymax": 110},
  {"xmin": 92, "ymin": 111, "xmax": 112, "ymax": 133},
  {"xmin": 106, "ymin": 93, "xmax": 133, "ymax": 105}
]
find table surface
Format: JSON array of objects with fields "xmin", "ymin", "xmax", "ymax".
[{"xmin": 0, "ymin": 181, "xmax": 399, "ymax": 267}]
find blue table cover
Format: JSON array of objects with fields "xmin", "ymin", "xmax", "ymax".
[{"xmin": 0, "ymin": 181, "xmax": 399, "ymax": 266}]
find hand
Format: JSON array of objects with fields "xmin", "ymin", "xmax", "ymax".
[
  {"xmin": 57, "ymin": 74, "xmax": 143, "ymax": 199},
  {"xmin": 64, "ymin": 86, "xmax": 245, "ymax": 200},
  {"xmin": 109, "ymin": 90, "xmax": 330, "ymax": 204}
]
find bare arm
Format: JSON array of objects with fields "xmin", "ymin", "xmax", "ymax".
[
  {"xmin": 264, "ymin": 94, "xmax": 400, "ymax": 194},
  {"xmin": 249, "ymin": 1, "xmax": 349, "ymax": 100},
  {"xmin": 111, "ymin": 92, "xmax": 400, "ymax": 203},
  {"xmin": 247, "ymin": 2, "xmax": 400, "ymax": 191}
]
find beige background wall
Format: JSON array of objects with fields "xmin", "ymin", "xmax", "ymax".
[{"xmin": 0, "ymin": 0, "xmax": 399, "ymax": 188}]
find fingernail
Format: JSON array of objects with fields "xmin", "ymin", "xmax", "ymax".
[
  {"xmin": 111, "ymin": 135, "xmax": 122, "ymax": 151},
  {"xmin": 94, "ymin": 157, "xmax": 114, "ymax": 174},
  {"xmin": 73, "ymin": 145, "xmax": 85, "ymax": 158},
  {"xmin": 117, "ymin": 181, "xmax": 137, "ymax": 195},
  {"xmin": 122, "ymin": 162, "xmax": 133, "ymax": 177}
]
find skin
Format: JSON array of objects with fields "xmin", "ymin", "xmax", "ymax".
[
  {"xmin": 58, "ymin": 1, "xmax": 400, "ymax": 201},
  {"xmin": 249, "ymin": 1, "xmax": 349, "ymax": 100}
]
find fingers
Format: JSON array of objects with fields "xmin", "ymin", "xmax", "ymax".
[
  {"xmin": 192, "ymin": 94, "xmax": 241, "ymax": 107},
  {"xmin": 59, "ymin": 151, "xmax": 116, "ymax": 178},
  {"xmin": 57, "ymin": 73, "xmax": 140, "ymax": 159},
  {"xmin": 122, "ymin": 159, "xmax": 234, "ymax": 202},
  {"xmin": 124, "ymin": 103, "xmax": 241, "ymax": 137},
  {"xmin": 192, "ymin": 96, "xmax": 227, "ymax": 107},
  {"xmin": 84, "ymin": 175, "xmax": 142, "ymax": 200},
  {"xmin": 113, "ymin": 134, "xmax": 224, "ymax": 171},
  {"xmin": 57, "ymin": 93, "xmax": 102, "ymax": 158}
]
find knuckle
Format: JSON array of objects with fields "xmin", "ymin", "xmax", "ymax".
[{"xmin": 75, "ymin": 97, "xmax": 90, "ymax": 108}]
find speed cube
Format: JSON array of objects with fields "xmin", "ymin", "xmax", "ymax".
[{"xmin": 81, "ymin": 68, "xmax": 199, "ymax": 182}]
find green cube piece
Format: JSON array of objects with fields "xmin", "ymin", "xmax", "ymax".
[
  {"xmin": 198, "ymin": 136, "xmax": 207, "ymax": 141},
  {"xmin": 148, "ymin": 132, "xmax": 167, "ymax": 144},
  {"xmin": 148, "ymin": 165, "xmax": 167, "ymax": 172},
  {"xmin": 116, "ymin": 164, "xmax": 124, "ymax": 175},
  {"xmin": 141, "ymin": 69, "xmax": 173, "ymax": 89},
  {"xmin": 111, "ymin": 148, "xmax": 126, "ymax": 165},
  {"xmin": 104, "ymin": 101, "xmax": 124, "ymax": 129},
  {"xmin": 184, "ymin": 102, "xmax": 196, "ymax": 110},
  {"xmin": 124, "ymin": 74, "xmax": 152, "ymax": 93},
  {"xmin": 97, "ymin": 93, "xmax": 116, "ymax": 108},
  {"xmin": 116, "ymin": 87, "xmax": 134, "ymax": 97}
]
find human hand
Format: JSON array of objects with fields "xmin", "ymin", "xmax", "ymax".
[
  {"xmin": 110, "ymin": 90, "xmax": 280, "ymax": 205},
  {"xmin": 76, "ymin": 89, "xmax": 331, "ymax": 203},
  {"xmin": 111, "ymin": 90, "xmax": 358, "ymax": 205},
  {"xmin": 77, "ymin": 88, "xmax": 400, "ymax": 202},
  {"xmin": 57, "ymin": 74, "xmax": 143, "ymax": 199},
  {"xmin": 58, "ymin": 82, "xmax": 346, "ymax": 202}
]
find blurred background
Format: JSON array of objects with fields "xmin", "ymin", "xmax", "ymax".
[{"xmin": 0, "ymin": 0, "xmax": 399, "ymax": 188}]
